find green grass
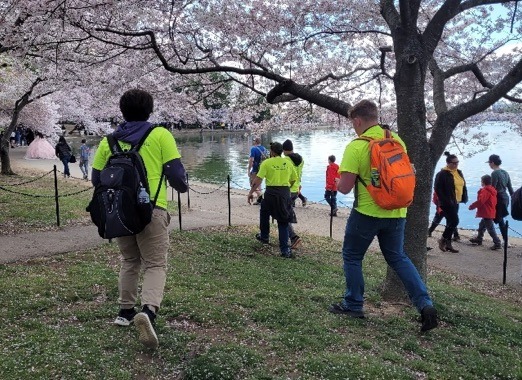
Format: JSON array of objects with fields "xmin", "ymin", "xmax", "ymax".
[
  {"xmin": 0, "ymin": 170, "xmax": 179, "ymax": 235},
  {"xmin": 0, "ymin": 170, "xmax": 92, "ymax": 233},
  {"xmin": 0, "ymin": 226, "xmax": 521, "ymax": 379},
  {"xmin": 1, "ymin": 170, "xmax": 520, "ymax": 379}
]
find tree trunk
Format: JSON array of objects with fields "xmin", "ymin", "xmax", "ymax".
[
  {"xmin": 381, "ymin": 29, "xmax": 432, "ymax": 302},
  {"xmin": 0, "ymin": 136, "xmax": 14, "ymax": 175}
]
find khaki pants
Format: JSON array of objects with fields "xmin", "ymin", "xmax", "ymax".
[{"xmin": 116, "ymin": 208, "xmax": 170, "ymax": 311}]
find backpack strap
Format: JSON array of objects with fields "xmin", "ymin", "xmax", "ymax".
[
  {"xmin": 151, "ymin": 169, "xmax": 165, "ymax": 208},
  {"xmin": 106, "ymin": 134, "xmax": 122, "ymax": 154},
  {"xmin": 353, "ymin": 135, "xmax": 374, "ymax": 189}
]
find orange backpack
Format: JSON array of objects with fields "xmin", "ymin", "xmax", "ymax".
[{"xmin": 356, "ymin": 128, "xmax": 416, "ymax": 210}]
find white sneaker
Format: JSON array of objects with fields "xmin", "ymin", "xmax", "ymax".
[
  {"xmin": 113, "ymin": 308, "xmax": 137, "ymax": 326},
  {"xmin": 114, "ymin": 316, "xmax": 133, "ymax": 326},
  {"xmin": 134, "ymin": 312, "xmax": 159, "ymax": 349}
]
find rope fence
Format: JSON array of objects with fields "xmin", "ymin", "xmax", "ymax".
[{"xmin": 1, "ymin": 168, "xmax": 521, "ymax": 284}]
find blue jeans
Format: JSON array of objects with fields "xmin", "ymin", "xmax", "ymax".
[
  {"xmin": 325, "ymin": 190, "xmax": 338, "ymax": 211},
  {"xmin": 61, "ymin": 156, "xmax": 71, "ymax": 176},
  {"xmin": 341, "ymin": 209, "xmax": 433, "ymax": 313},
  {"xmin": 259, "ymin": 200, "xmax": 290, "ymax": 255}
]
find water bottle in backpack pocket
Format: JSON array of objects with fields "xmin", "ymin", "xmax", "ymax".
[{"xmin": 87, "ymin": 128, "xmax": 162, "ymax": 239}]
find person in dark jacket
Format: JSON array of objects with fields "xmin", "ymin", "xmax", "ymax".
[
  {"xmin": 55, "ymin": 136, "xmax": 72, "ymax": 178},
  {"xmin": 486, "ymin": 154, "xmax": 514, "ymax": 246},
  {"xmin": 468, "ymin": 175, "xmax": 501, "ymax": 249},
  {"xmin": 248, "ymin": 142, "xmax": 297, "ymax": 258},
  {"xmin": 434, "ymin": 152, "xmax": 468, "ymax": 253}
]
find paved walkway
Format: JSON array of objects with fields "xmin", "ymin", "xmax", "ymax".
[{"xmin": 2, "ymin": 147, "xmax": 522, "ymax": 289}]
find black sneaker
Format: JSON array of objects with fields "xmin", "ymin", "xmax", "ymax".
[
  {"xmin": 280, "ymin": 251, "xmax": 295, "ymax": 259},
  {"xmin": 328, "ymin": 303, "xmax": 365, "ymax": 318},
  {"xmin": 114, "ymin": 307, "xmax": 137, "ymax": 326},
  {"xmin": 469, "ymin": 237, "xmax": 483, "ymax": 245},
  {"xmin": 420, "ymin": 306, "xmax": 438, "ymax": 332},
  {"xmin": 330, "ymin": 208, "xmax": 338, "ymax": 217},
  {"xmin": 490, "ymin": 243, "xmax": 502, "ymax": 250},
  {"xmin": 290, "ymin": 235, "xmax": 302, "ymax": 249},
  {"xmin": 255, "ymin": 234, "xmax": 269, "ymax": 244},
  {"xmin": 134, "ymin": 305, "xmax": 158, "ymax": 349}
]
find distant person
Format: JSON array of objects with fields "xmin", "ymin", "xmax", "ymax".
[
  {"xmin": 248, "ymin": 142, "xmax": 297, "ymax": 258},
  {"xmin": 79, "ymin": 139, "xmax": 91, "ymax": 181},
  {"xmin": 468, "ymin": 175, "xmax": 502, "ymax": 249},
  {"xmin": 25, "ymin": 128, "xmax": 35, "ymax": 146},
  {"xmin": 487, "ymin": 154, "xmax": 514, "ymax": 247},
  {"xmin": 247, "ymin": 136, "xmax": 268, "ymax": 205},
  {"xmin": 427, "ymin": 191, "xmax": 459, "ymax": 240},
  {"xmin": 24, "ymin": 132, "xmax": 56, "ymax": 160},
  {"xmin": 91, "ymin": 88, "xmax": 188, "ymax": 349},
  {"xmin": 434, "ymin": 152, "xmax": 467, "ymax": 253},
  {"xmin": 329, "ymin": 99, "xmax": 437, "ymax": 332},
  {"xmin": 325, "ymin": 155, "xmax": 340, "ymax": 216},
  {"xmin": 55, "ymin": 136, "xmax": 72, "ymax": 178},
  {"xmin": 10, "ymin": 131, "xmax": 16, "ymax": 148},
  {"xmin": 283, "ymin": 139, "xmax": 303, "ymax": 249}
]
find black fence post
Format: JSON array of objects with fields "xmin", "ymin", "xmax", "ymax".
[
  {"xmin": 329, "ymin": 213, "xmax": 333, "ymax": 239},
  {"xmin": 227, "ymin": 175, "xmax": 231, "ymax": 227},
  {"xmin": 502, "ymin": 221, "xmax": 509, "ymax": 285},
  {"xmin": 53, "ymin": 165, "xmax": 60, "ymax": 227},
  {"xmin": 187, "ymin": 173, "xmax": 191, "ymax": 209},
  {"xmin": 177, "ymin": 190, "xmax": 182, "ymax": 231}
]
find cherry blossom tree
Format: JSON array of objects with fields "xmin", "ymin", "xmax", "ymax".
[{"xmin": 3, "ymin": 0, "xmax": 522, "ymax": 300}]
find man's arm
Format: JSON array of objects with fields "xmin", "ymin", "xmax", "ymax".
[
  {"xmin": 247, "ymin": 176, "xmax": 263, "ymax": 204},
  {"xmin": 164, "ymin": 158, "xmax": 188, "ymax": 193},
  {"xmin": 247, "ymin": 157, "xmax": 254, "ymax": 175},
  {"xmin": 337, "ymin": 172, "xmax": 357, "ymax": 194}
]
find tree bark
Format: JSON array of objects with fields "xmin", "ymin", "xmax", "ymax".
[
  {"xmin": 0, "ymin": 136, "xmax": 14, "ymax": 175},
  {"xmin": 381, "ymin": 23, "xmax": 432, "ymax": 302}
]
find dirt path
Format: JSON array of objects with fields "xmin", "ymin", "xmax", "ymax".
[{"xmin": 2, "ymin": 147, "xmax": 521, "ymax": 289}]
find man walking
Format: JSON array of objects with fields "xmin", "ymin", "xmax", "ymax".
[
  {"xmin": 79, "ymin": 139, "xmax": 90, "ymax": 180},
  {"xmin": 247, "ymin": 136, "xmax": 268, "ymax": 205},
  {"xmin": 329, "ymin": 99, "xmax": 438, "ymax": 332},
  {"xmin": 282, "ymin": 139, "xmax": 303, "ymax": 249},
  {"xmin": 91, "ymin": 89, "xmax": 188, "ymax": 349},
  {"xmin": 248, "ymin": 142, "xmax": 297, "ymax": 258}
]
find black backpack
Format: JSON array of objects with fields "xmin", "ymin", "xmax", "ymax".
[
  {"xmin": 87, "ymin": 127, "xmax": 163, "ymax": 239},
  {"xmin": 511, "ymin": 187, "xmax": 522, "ymax": 221}
]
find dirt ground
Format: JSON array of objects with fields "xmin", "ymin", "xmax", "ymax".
[{"xmin": 2, "ymin": 146, "xmax": 521, "ymax": 290}]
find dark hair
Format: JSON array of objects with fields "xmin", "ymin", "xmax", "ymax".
[
  {"xmin": 444, "ymin": 151, "xmax": 458, "ymax": 164},
  {"xmin": 481, "ymin": 174, "xmax": 492, "ymax": 186},
  {"xmin": 58, "ymin": 136, "xmax": 66, "ymax": 143},
  {"xmin": 348, "ymin": 100, "xmax": 379, "ymax": 121},
  {"xmin": 282, "ymin": 139, "xmax": 293, "ymax": 151},
  {"xmin": 81, "ymin": 139, "xmax": 86, "ymax": 144},
  {"xmin": 119, "ymin": 89, "xmax": 154, "ymax": 121},
  {"xmin": 328, "ymin": 155, "xmax": 336, "ymax": 163},
  {"xmin": 270, "ymin": 142, "xmax": 283, "ymax": 156}
]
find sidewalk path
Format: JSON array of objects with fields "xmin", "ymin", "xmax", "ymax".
[{"xmin": 2, "ymin": 147, "xmax": 522, "ymax": 289}]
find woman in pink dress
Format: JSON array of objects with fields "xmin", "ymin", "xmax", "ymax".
[{"xmin": 24, "ymin": 132, "xmax": 57, "ymax": 160}]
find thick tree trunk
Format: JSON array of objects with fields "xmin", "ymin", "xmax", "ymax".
[
  {"xmin": 0, "ymin": 136, "xmax": 14, "ymax": 175},
  {"xmin": 381, "ymin": 29, "xmax": 433, "ymax": 302}
]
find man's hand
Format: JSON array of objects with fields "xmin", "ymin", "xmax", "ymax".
[{"xmin": 247, "ymin": 192, "xmax": 254, "ymax": 205}]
